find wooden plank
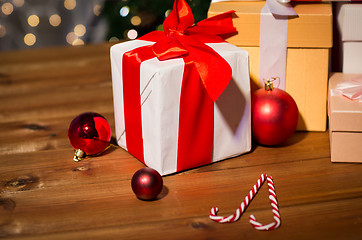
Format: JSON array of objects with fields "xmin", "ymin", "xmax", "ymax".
[
  {"xmin": 1, "ymin": 155, "xmax": 361, "ymax": 238},
  {"xmin": 5, "ymin": 197, "xmax": 361, "ymax": 240}
]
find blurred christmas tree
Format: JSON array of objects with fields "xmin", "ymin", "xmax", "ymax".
[
  {"xmin": 0, "ymin": 0, "xmax": 211, "ymax": 51},
  {"xmin": 102, "ymin": 0, "xmax": 212, "ymax": 42}
]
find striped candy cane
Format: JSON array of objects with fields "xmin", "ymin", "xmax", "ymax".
[
  {"xmin": 249, "ymin": 175, "xmax": 281, "ymax": 231},
  {"xmin": 209, "ymin": 173, "xmax": 281, "ymax": 231},
  {"xmin": 209, "ymin": 173, "xmax": 267, "ymax": 223}
]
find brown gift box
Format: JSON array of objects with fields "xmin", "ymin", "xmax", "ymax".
[
  {"xmin": 208, "ymin": 2, "xmax": 333, "ymax": 131},
  {"xmin": 328, "ymin": 73, "xmax": 362, "ymax": 163}
]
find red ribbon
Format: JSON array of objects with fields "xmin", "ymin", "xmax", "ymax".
[{"xmin": 122, "ymin": 0, "xmax": 236, "ymax": 171}]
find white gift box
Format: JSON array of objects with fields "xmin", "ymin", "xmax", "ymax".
[
  {"xmin": 337, "ymin": 3, "xmax": 362, "ymax": 73},
  {"xmin": 110, "ymin": 40, "xmax": 251, "ymax": 175}
]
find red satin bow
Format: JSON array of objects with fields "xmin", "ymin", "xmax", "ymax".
[{"xmin": 139, "ymin": 0, "xmax": 236, "ymax": 102}]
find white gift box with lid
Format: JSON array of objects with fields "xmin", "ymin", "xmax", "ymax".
[
  {"xmin": 337, "ymin": 3, "xmax": 362, "ymax": 73},
  {"xmin": 110, "ymin": 40, "xmax": 252, "ymax": 175}
]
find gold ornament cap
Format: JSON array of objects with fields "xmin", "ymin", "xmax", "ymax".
[
  {"xmin": 73, "ymin": 149, "xmax": 85, "ymax": 162},
  {"xmin": 265, "ymin": 80, "xmax": 274, "ymax": 91},
  {"xmin": 264, "ymin": 77, "xmax": 280, "ymax": 91}
]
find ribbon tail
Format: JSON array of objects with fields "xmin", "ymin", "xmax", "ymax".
[
  {"xmin": 187, "ymin": 10, "xmax": 237, "ymax": 38},
  {"xmin": 177, "ymin": 61, "xmax": 214, "ymax": 171},
  {"xmin": 179, "ymin": 35, "xmax": 232, "ymax": 102}
]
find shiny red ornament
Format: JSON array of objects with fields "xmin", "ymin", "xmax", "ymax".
[
  {"xmin": 131, "ymin": 168, "xmax": 163, "ymax": 200},
  {"xmin": 251, "ymin": 81, "xmax": 298, "ymax": 146},
  {"xmin": 68, "ymin": 112, "xmax": 111, "ymax": 161}
]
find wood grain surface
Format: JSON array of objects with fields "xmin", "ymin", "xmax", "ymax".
[{"xmin": 0, "ymin": 43, "xmax": 361, "ymax": 240}]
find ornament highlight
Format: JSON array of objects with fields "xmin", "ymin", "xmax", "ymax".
[
  {"xmin": 68, "ymin": 112, "xmax": 111, "ymax": 161},
  {"xmin": 251, "ymin": 79, "xmax": 298, "ymax": 146},
  {"xmin": 131, "ymin": 168, "xmax": 163, "ymax": 200}
]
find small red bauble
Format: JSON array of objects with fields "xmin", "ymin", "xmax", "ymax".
[
  {"xmin": 251, "ymin": 81, "xmax": 298, "ymax": 146},
  {"xmin": 131, "ymin": 168, "xmax": 163, "ymax": 200},
  {"xmin": 68, "ymin": 112, "xmax": 111, "ymax": 161}
]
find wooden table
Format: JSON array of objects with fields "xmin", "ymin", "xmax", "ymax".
[{"xmin": 0, "ymin": 43, "xmax": 361, "ymax": 240}]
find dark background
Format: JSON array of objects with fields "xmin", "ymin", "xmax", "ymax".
[{"xmin": 0, "ymin": 0, "xmax": 212, "ymax": 51}]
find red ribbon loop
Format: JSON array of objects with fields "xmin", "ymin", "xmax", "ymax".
[
  {"xmin": 163, "ymin": 0, "xmax": 194, "ymax": 35},
  {"xmin": 140, "ymin": 0, "xmax": 237, "ymax": 102}
]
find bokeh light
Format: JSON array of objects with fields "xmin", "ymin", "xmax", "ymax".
[
  {"xmin": 72, "ymin": 38, "xmax": 84, "ymax": 46},
  {"xmin": 24, "ymin": 33, "xmax": 36, "ymax": 46},
  {"xmin": 66, "ymin": 32, "xmax": 77, "ymax": 45},
  {"xmin": 119, "ymin": 6, "xmax": 129, "ymax": 17},
  {"xmin": 64, "ymin": 0, "xmax": 76, "ymax": 10},
  {"xmin": 1, "ymin": 2, "xmax": 14, "ymax": 15},
  {"xmin": 108, "ymin": 36, "xmax": 119, "ymax": 42},
  {"xmin": 131, "ymin": 16, "xmax": 141, "ymax": 26},
  {"xmin": 127, "ymin": 29, "xmax": 138, "ymax": 39},
  {"xmin": 165, "ymin": 9, "xmax": 171, "ymax": 18},
  {"xmin": 49, "ymin": 14, "xmax": 61, "ymax": 27},
  {"xmin": 28, "ymin": 15, "xmax": 40, "ymax": 27},
  {"xmin": 74, "ymin": 24, "xmax": 86, "ymax": 37},
  {"xmin": 93, "ymin": 4, "xmax": 101, "ymax": 16}
]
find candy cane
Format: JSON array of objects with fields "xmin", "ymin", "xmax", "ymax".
[
  {"xmin": 249, "ymin": 175, "xmax": 281, "ymax": 231},
  {"xmin": 209, "ymin": 173, "xmax": 281, "ymax": 231},
  {"xmin": 209, "ymin": 173, "xmax": 267, "ymax": 223}
]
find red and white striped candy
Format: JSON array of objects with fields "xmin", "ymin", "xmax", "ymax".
[
  {"xmin": 209, "ymin": 173, "xmax": 267, "ymax": 223},
  {"xmin": 249, "ymin": 175, "xmax": 281, "ymax": 231},
  {"xmin": 209, "ymin": 173, "xmax": 281, "ymax": 231}
]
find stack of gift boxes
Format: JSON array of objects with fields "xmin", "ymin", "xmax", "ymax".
[
  {"xmin": 209, "ymin": 1, "xmax": 362, "ymax": 164},
  {"xmin": 110, "ymin": 0, "xmax": 361, "ymax": 175},
  {"xmin": 329, "ymin": 2, "xmax": 362, "ymax": 163},
  {"xmin": 209, "ymin": 0, "xmax": 332, "ymax": 132}
]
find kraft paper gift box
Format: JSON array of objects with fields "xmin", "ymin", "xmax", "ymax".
[
  {"xmin": 110, "ymin": 1, "xmax": 251, "ymax": 175},
  {"xmin": 336, "ymin": 3, "xmax": 362, "ymax": 74},
  {"xmin": 209, "ymin": 1, "xmax": 333, "ymax": 131},
  {"xmin": 328, "ymin": 73, "xmax": 362, "ymax": 163}
]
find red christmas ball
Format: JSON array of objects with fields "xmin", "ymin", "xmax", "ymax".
[
  {"xmin": 131, "ymin": 168, "xmax": 163, "ymax": 200},
  {"xmin": 251, "ymin": 83, "xmax": 298, "ymax": 146},
  {"xmin": 68, "ymin": 112, "xmax": 111, "ymax": 157}
]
